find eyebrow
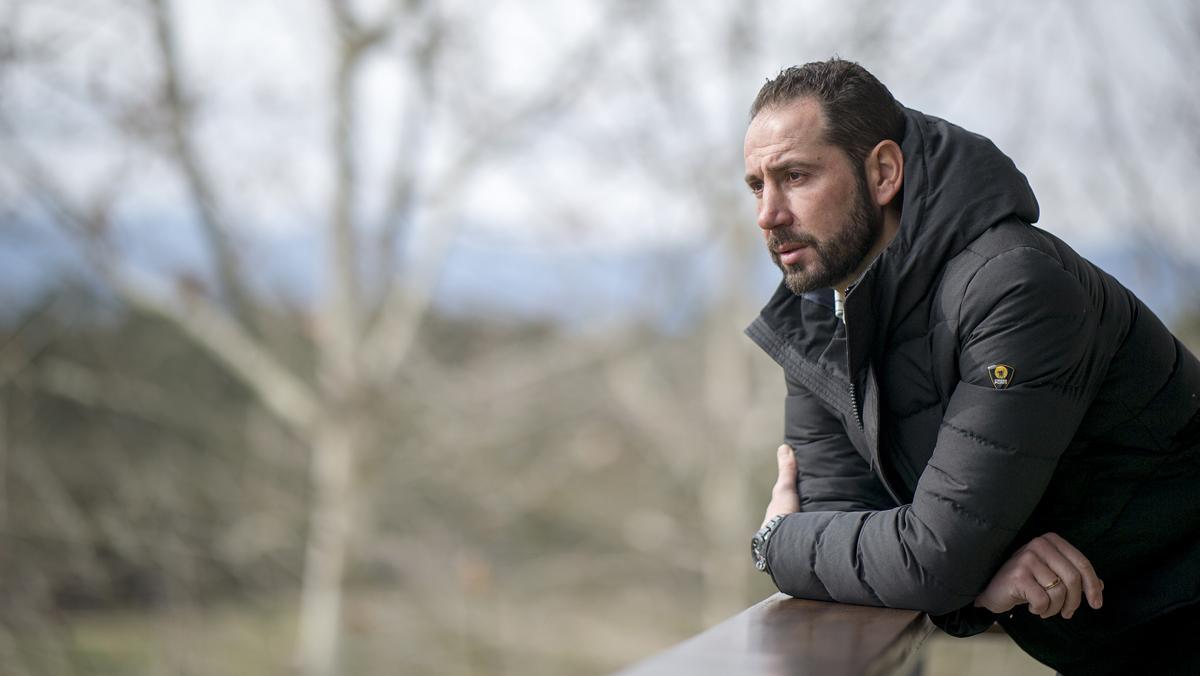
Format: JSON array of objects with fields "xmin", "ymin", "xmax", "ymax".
[{"xmin": 744, "ymin": 157, "xmax": 822, "ymax": 184}]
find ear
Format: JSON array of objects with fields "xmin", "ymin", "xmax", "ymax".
[{"xmin": 865, "ymin": 140, "xmax": 903, "ymax": 207}]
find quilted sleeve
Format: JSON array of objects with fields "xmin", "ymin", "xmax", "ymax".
[
  {"xmin": 784, "ymin": 373, "xmax": 895, "ymax": 513},
  {"xmin": 765, "ymin": 247, "xmax": 1102, "ymax": 615}
]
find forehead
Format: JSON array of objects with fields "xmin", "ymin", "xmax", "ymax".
[{"xmin": 743, "ymin": 97, "xmax": 832, "ymax": 165}]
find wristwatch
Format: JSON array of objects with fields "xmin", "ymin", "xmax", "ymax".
[{"xmin": 751, "ymin": 514, "xmax": 788, "ymax": 573}]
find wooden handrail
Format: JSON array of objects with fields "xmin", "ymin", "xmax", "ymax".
[{"xmin": 615, "ymin": 593, "xmax": 933, "ymax": 676}]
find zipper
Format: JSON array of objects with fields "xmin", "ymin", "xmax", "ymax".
[
  {"xmin": 842, "ymin": 287, "xmax": 865, "ymax": 431},
  {"xmin": 849, "ymin": 381, "xmax": 864, "ymax": 430},
  {"xmin": 842, "ymin": 279, "xmax": 905, "ymax": 505}
]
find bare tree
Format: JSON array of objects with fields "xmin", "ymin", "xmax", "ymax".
[
  {"xmin": 4, "ymin": 2, "xmax": 1198, "ymax": 674},
  {"xmin": 0, "ymin": 0, "xmax": 633, "ymax": 673}
]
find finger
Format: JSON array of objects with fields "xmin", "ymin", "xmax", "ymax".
[
  {"xmin": 1031, "ymin": 541, "xmax": 1084, "ymax": 619},
  {"xmin": 1022, "ymin": 557, "xmax": 1065, "ymax": 618},
  {"xmin": 773, "ymin": 444, "xmax": 796, "ymax": 495},
  {"xmin": 1011, "ymin": 548, "xmax": 1062, "ymax": 618},
  {"xmin": 1019, "ymin": 568, "xmax": 1054, "ymax": 617},
  {"xmin": 1043, "ymin": 532, "xmax": 1104, "ymax": 610}
]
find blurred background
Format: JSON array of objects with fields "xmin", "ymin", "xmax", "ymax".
[{"xmin": 0, "ymin": 1, "xmax": 1197, "ymax": 674}]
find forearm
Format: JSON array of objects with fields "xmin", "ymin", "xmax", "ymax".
[{"xmin": 765, "ymin": 506, "xmax": 983, "ymax": 614}]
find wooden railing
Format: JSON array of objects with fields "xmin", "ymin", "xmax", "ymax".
[{"xmin": 615, "ymin": 594, "xmax": 933, "ymax": 676}]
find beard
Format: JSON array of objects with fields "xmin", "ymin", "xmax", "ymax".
[{"xmin": 768, "ymin": 168, "xmax": 882, "ymax": 295}]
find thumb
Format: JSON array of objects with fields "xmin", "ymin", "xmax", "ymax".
[{"xmin": 774, "ymin": 444, "xmax": 796, "ymax": 491}]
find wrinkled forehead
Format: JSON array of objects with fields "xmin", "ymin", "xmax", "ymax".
[{"xmin": 744, "ymin": 98, "xmax": 833, "ymax": 165}]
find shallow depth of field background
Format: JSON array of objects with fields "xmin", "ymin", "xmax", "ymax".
[{"xmin": 1, "ymin": 1, "xmax": 1197, "ymax": 674}]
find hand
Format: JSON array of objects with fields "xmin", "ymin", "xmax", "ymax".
[
  {"xmin": 761, "ymin": 444, "xmax": 800, "ymax": 528},
  {"xmin": 974, "ymin": 532, "xmax": 1104, "ymax": 619}
]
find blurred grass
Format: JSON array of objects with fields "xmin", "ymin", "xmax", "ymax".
[
  {"xmin": 7, "ymin": 591, "xmax": 1054, "ymax": 676},
  {"xmin": 7, "ymin": 597, "xmax": 295, "ymax": 676},
  {"xmin": 4, "ymin": 582, "xmax": 710, "ymax": 676}
]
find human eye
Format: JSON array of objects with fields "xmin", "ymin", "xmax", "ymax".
[
  {"xmin": 746, "ymin": 180, "xmax": 763, "ymax": 197},
  {"xmin": 787, "ymin": 169, "xmax": 809, "ymax": 183}
]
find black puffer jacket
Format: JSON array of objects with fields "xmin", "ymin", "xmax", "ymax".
[{"xmin": 745, "ymin": 107, "xmax": 1200, "ymax": 664}]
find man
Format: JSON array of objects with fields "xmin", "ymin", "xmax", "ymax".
[{"xmin": 743, "ymin": 59, "xmax": 1200, "ymax": 674}]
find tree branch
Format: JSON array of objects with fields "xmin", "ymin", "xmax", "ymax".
[
  {"xmin": 148, "ymin": 0, "xmax": 261, "ymax": 335},
  {"xmin": 13, "ymin": 151, "xmax": 320, "ymax": 435},
  {"xmin": 115, "ymin": 274, "xmax": 320, "ymax": 434},
  {"xmin": 370, "ymin": 1, "xmax": 440, "ymax": 314},
  {"xmin": 32, "ymin": 357, "xmax": 222, "ymax": 434},
  {"xmin": 359, "ymin": 2, "xmax": 640, "ymax": 382}
]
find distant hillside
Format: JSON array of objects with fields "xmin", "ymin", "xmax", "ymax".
[{"xmin": 2, "ymin": 225, "xmax": 1194, "ymax": 333}]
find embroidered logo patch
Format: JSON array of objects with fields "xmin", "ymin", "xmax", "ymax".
[{"xmin": 987, "ymin": 364, "xmax": 1014, "ymax": 390}]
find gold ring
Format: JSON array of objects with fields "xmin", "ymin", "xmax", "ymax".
[{"xmin": 1042, "ymin": 578, "xmax": 1062, "ymax": 591}]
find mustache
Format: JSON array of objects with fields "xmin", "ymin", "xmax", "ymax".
[{"xmin": 767, "ymin": 230, "xmax": 820, "ymax": 253}]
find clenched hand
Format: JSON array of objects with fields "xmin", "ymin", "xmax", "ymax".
[{"xmin": 975, "ymin": 532, "xmax": 1104, "ymax": 619}]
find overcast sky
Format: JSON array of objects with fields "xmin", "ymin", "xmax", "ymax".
[{"xmin": 2, "ymin": 0, "xmax": 1197, "ymax": 323}]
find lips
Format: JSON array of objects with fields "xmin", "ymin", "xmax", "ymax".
[{"xmin": 775, "ymin": 242, "xmax": 808, "ymax": 266}]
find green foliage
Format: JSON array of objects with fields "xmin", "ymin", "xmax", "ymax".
[
  {"xmin": 0, "ymin": 288, "xmax": 310, "ymax": 616},
  {"xmin": 0, "ymin": 286, "xmax": 780, "ymax": 674}
]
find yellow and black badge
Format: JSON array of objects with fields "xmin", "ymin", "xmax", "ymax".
[{"xmin": 987, "ymin": 364, "xmax": 1014, "ymax": 390}]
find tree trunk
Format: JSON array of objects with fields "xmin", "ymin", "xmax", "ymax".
[{"xmin": 294, "ymin": 417, "xmax": 357, "ymax": 676}]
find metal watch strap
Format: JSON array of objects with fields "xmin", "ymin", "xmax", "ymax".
[{"xmin": 752, "ymin": 513, "xmax": 788, "ymax": 573}]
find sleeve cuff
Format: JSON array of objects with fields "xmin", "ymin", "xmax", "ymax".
[{"xmin": 930, "ymin": 604, "xmax": 998, "ymax": 637}]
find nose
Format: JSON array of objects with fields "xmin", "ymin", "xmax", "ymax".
[{"xmin": 756, "ymin": 184, "xmax": 792, "ymax": 231}]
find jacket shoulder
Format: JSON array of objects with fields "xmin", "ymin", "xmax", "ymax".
[
  {"xmin": 933, "ymin": 219, "xmax": 1070, "ymax": 322},
  {"xmin": 963, "ymin": 219, "xmax": 1055, "ymax": 258}
]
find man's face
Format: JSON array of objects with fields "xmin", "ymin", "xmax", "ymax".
[{"xmin": 743, "ymin": 98, "xmax": 881, "ymax": 295}]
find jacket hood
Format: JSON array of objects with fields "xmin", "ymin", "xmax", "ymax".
[
  {"xmin": 750, "ymin": 107, "xmax": 1041, "ymax": 363},
  {"xmin": 866, "ymin": 107, "xmax": 1040, "ymax": 329}
]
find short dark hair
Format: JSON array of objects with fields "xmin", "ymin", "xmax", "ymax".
[{"xmin": 750, "ymin": 59, "xmax": 905, "ymax": 166}]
